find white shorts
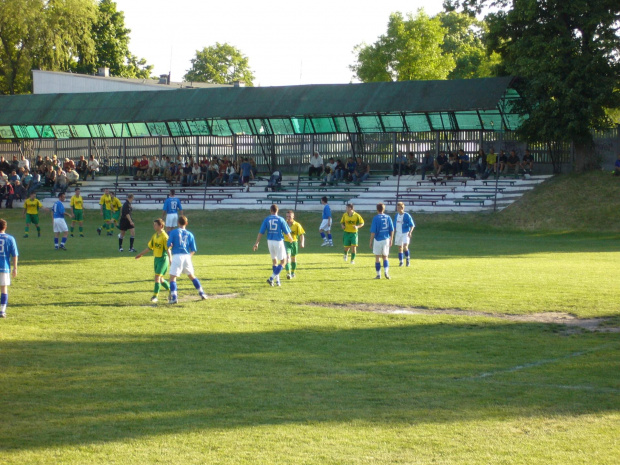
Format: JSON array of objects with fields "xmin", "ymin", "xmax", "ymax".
[
  {"xmin": 165, "ymin": 213, "xmax": 179, "ymax": 228},
  {"xmin": 394, "ymin": 232, "xmax": 410, "ymax": 247},
  {"xmin": 268, "ymin": 240, "xmax": 287, "ymax": 261},
  {"xmin": 53, "ymin": 218, "xmax": 68, "ymax": 233},
  {"xmin": 170, "ymin": 253, "xmax": 194, "ymax": 277},
  {"xmin": 0, "ymin": 272, "xmax": 10, "ymax": 286},
  {"xmin": 319, "ymin": 219, "xmax": 331, "ymax": 231},
  {"xmin": 373, "ymin": 238, "xmax": 391, "ymax": 257}
]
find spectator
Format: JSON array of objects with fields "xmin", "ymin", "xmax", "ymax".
[
  {"xmin": 87, "ymin": 155, "xmax": 99, "ymax": 180},
  {"xmin": 0, "ymin": 156, "xmax": 11, "ymax": 174},
  {"xmin": 63, "ymin": 158, "xmax": 75, "ymax": 172},
  {"xmin": 67, "ymin": 168, "xmax": 79, "ymax": 186},
  {"xmin": 27, "ymin": 172, "xmax": 41, "ymax": 195},
  {"xmin": 475, "ymin": 149, "xmax": 487, "ymax": 176},
  {"xmin": 322, "ymin": 157, "xmax": 337, "ymax": 185},
  {"xmin": 406, "ymin": 152, "xmax": 418, "ymax": 175},
  {"xmin": 614, "ymin": 153, "xmax": 620, "ymax": 176},
  {"xmin": 308, "ymin": 151, "xmax": 324, "ymax": 179},
  {"xmin": 393, "ymin": 152, "xmax": 406, "ymax": 176},
  {"xmin": 2, "ymin": 181, "xmax": 14, "ymax": 208},
  {"xmin": 521, "ymin": 149, "xmax": 534, "ymax": 175},
  {"xmin": 147, "ymin": 156, "xmax": 160, "ymax": 180},
  {"xmin": 137, "ymin": 155, "xmax": 149, "ymax": 179},
  {"xmin": 345, "ymin": 157, "xmax": 356, "ymax": 182},
  {"xmin": 192, "ymin": 162, "xmax": 202, "ymax": 185},
  {"xmin": 420, "ymin": 151, "xmax": 434, "ymax": 180},
  {"xmin": 44, "ymin": 165, "xmax": 56, "ymax": 187},
  {"xmin": 507, "ymin": 150, "xmax": 521, "ymax": 175},
  {"xmin": 249, "ymin": 158, "xmax": 258, "ymax": 178},
  {"xmin": 352, "ymin": 157, "xmax": 370, "ymax": 184},
  {"xmin": 22, "ymin": 169, "xmax": 33, "ymax": 190},
  {"xmin": 18, "ymin": 154, "xmax": 30, "ymax": 173},
  {"xmin": 160, "ymin": 156, "xmax": 170, "ymax": 178},
  {"xmin": 53, "ymin": 167, "xmax": 68, "ymax": 195},
  {"xmin": 483, "ymin": 148, "xmax": 498, "ymax": 179},
  {"xmin": 8, "ymin": 170, "xmax": 20, "ymax": 185},
  {"xmin": 76, "ymin": 155, "xmax": 88, "ymax": 179},
  {"xmin": 447, "ymin": 152, "xmax": 459, "ymax": 176},
  {"xmin": 181, "ymin": 162, "xmax": 192, "ymax": 186},
  {"xmin": 35, "ymin": 155, "xmax": 44, "ymax": 173},
  {"xmin": 10, "ymin": 155, "xmax": 19, "ymax": 172},
  {"xmin": 239, "ymin": 158, "xmax": 253, "ymax": 191},
  {"xmin": 434, "ymin": 151, "xmax": 448, "ymax": 176},
  {"xmin": 199, "ymin": 158, "xmax": 209, "ymax": 183},
  {"xmin": 498, "ymin": 150, "xmax": 508, "ymax": 174},
  {"xmin": 334, "ymin": 159, "xmax": 346, "ymax": 182},
  {"xmin": 457, "ymin": 149, "xmax": 470, "ymax": 176},
  {"xmin": 225, "ymin": 162, "xmax": 238, "ymax": 185},
  {"xmin": 13, "ymin": 180, "xmax": 26, "ymax": 202}
]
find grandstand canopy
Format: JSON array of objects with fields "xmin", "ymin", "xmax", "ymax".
[{"xmin": 0, "ymin": 76, "xmax": 525, "ymax": 140}]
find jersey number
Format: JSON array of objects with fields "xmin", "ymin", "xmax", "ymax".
[{"xmin": 269, "ymin": 219, "xmax": 279, "ymax": 231}]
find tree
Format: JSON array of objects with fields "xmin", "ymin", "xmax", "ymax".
[
  {"xmin": 447, "ymin": 0, "xmax": 620, "ymax": 172},
  {"xmin": 184, "ymin": 43, "xmax": 255, "ymax": 86},
  {"xmin": 73, "ymin": 0, "xmax": 152, "ymax": 79},
  {"xmin": 351, "ymin": 10, "xmax": 455, "ymax": 82},
  {"xmin": 0, "ymin": 0, "xmax": 98, "ymax": 94}
]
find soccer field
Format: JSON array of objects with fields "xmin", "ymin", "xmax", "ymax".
[{"xmin": 0, "ymin": 209, "xmax": 618, "ymax": 464}]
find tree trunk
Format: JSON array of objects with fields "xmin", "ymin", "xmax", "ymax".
[{"xmin": 573, "ymin": 140, "xmax": 598, "ymax": 173}]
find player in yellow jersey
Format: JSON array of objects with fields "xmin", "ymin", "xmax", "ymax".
[
  {"xmin": 22, "ymin": 191, "xmax": 46, "ymax": 238},
  {"xmin": 69, "ymin": 187, "xmax": 85, "ymax": 237},
  {"xmin": 284, "ymin": 210, "xmax": 305, "ymax": 279},
  {"xmin": 109, "ymin": 191, "xmax": 123, "ymax": 230},
  {"xmin": 97, "ymin": 188, "xmax": 113, "ymax": 236},
  {"xmin": 340, "ymin": 203, "xmax": 364, "ymax": 264},
  {"xmin": 135, "ymin": 218, "xmax": 172, "ymax": 303}
]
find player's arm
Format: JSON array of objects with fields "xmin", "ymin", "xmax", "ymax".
[
  {"xmin": 253, "ymin": 232, "xmax": 263, "ymax": 251},
  {"xmin": 389, "ymin": 231, "xmax": 394, "ymax": 247},
  {"xmin": 11, "ymin": 255, "xmax": 17, "ymax": 278},
  {"xmin": 285, "ymin": 233, "xmax": 293, "ymax": 242},
  {"xmin": 134, "ymin": 247, "xmax": 152, "ymax": 259},
  {"xmin": 22, "ymin": 204, "xmax": 26, "ymax": 217},
  {"xmin": 299, "ymin": 234, "xmax": 305, "ymax": 248},
  {"xmin": 357, "ymin": 220, "xmax": 365, "ymax": 230},
  {"xmin": 369, "ymin": 232, "xmax": 375, "ymax": 248}
]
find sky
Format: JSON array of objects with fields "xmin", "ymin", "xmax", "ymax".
[{"xmin": 113, "ymin": 0, "xmax": 443, "ymax": 87}]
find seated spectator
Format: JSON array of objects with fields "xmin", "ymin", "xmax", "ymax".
[
  {"xmin": 63, "ymin": 158, "xmax": 75, "ymax": 172},
  {"xmin": 322, "ymin": 158, "xmax": 337, "ymax": 185},
  {"xmin": 475, "ymin": 149, "xmax": 487, "ymax": 176},
  {"xmin": 507, "ymin": 150, "xmax": 521, "ymax": 175},
  {"xmin": 137, "ymin": 155, "xmax": 149, "ymax": 179},
  {"xmin": 160, "ymin": 157, "xmax": 170, "ymax": 178},
  {"xmin": 393, "ymin": 152, "xmax": 406, "ymax": 176},
  {"xmin": 615, "ymin": 153, "xmax": 620, "ymax": 176},
  {"xmin": 308, "ymin": 151, "xmax": 324, "ymax": 179},
  {"xmin": 249, "ymin": 158, "xmax": 258, "ymax": 178},
  {"xmin": 8, "ymin": 170, "xmax": 20, "ymax": 185},
  {"xmin": 457, "ymin": 149, "xmax": 470, "ymax": 176},
  {"xmin": 199, "ymin": 158, "xmax": 209, "ymax": 183},
  {"xmin": 53, "ymin": 167, "xmax": 68, "ymax": 195},
  {"xmin": 44, "ymin": 166, "xmax": 56, "ymax": 187},
  {"xmin": 147, "ymin": 156, "xmax": 160, "ymax": 180},
  {"xmin": 345, "ymin": 157, "xmax": 356, "ymax": 182},
  {"xmin": 27, "ymin": 172, "xmax": 41, "ymax": 195},
  {"xmin": 334, "ymin": 159, "xmax": 346, "ymax": 182},
  {"xmin": 67, "ymin": 168, "xmax": 80, "ymax": 185},
  {"xmin": 352, "ymin": 157, "xmax": 370, "ymax": 184},
  {"xmin": 434, "ymin": 151, "xmax": 448, "ymax": 176},
  {"xmin": 192, "ymin": 162, "xmax": 202, "ymax": 185},
  {"xmin": 13, "ymin": 180, "xmax": 26, "ymax": 202},
  {"xmin": 0, "ymin": 157, "xmax": 11, "ymax": 174},
  {"xmin": 21, "ymin": 169, "xmax": 33, "ymax": 190},
  {"xmin": 521, "ymin": 149, "xmax": 534, "ymax": 174},
  {"xmin": 18, "ymin": 154, "xmax": 30, "ymax": 173},
  {"xmin": 266, "ymin": 170, "xmax": 282, "ymax": 191},
  {"xmin": 206, "ymin": 158, "xmax": 219, "ymax": 185},
  {"xmin": 1, "ymin": 182, "xmax": 14, "ymax": 208},
  {"xmin": 447, "ymin": 152, "xmax": 459, "ymax": 176},
  {"xmin": 76, "ymin": 155, "xmax": 88, "ymax": 179},
  {"xmin": 181, "ymin": 162, "xmax": 192, "ymax": 186},
  {"xmin": 406, "ymin": 152, "xmax": 418, "ymax": 175},
  {"xmin": 10, "ymin": 155, "xmax": 19, "ymax": 172},
  {"xmin": 35, "ymin": 155, "xmax": 44, "ymax": 174},
  {"xmin": 483, "ymin": 148, "xmax": 498, "ymax": 179},
  {"xmin": 498, "ymin": 150, "xmax": 508, "ymax": 174},
  {"xmin": 87, "ymin": 155, "xmax": 99, "ymax": 180},
  {"xmin": 225, "ymin": 162, "xmax": 238, "ymax": 185},
  {"xmin": 420, "ymin": 151, "xmax": 434, "ymax": 180}
]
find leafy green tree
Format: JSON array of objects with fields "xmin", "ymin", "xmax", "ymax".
[
  {"xmin": 351, "ymin": 10, "xmax": 455, "ymax": 82},
  {"xmin": 446, "ymin": 0, "xmax": 620, "ymax": 172},
  {"xmin": 74, "ymin": 0, "xmax": 152, "ymax": 79},
  {"xmin": 0, "ymin": 0, "xmax": 97, "ymax": 94},
  {"xmin": 184, "ymin": 43, "xmax": 255, "ymax": 86}
]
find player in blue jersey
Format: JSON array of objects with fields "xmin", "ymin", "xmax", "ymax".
[
  {"xmin": 369, "ymin": 203, "xmax": 394, "ymax": 279},
  {"xmin": 319, "ymin": 196, "xmax": 333, "ymax": 246},
  {"xmin": 162, "ymin": 190, "xmax": 184, "ymax": 232},
  {"xmin": 394, "ymin": 202, "xmax": 415, "ymax": 267},
  {"xmin": 0, "ymin": 218, "xmax": 18, "ymax": 318},
  {"xmin": 52, "ymin": 192, "xmax": 73, "ymax": 250},
  {"xmin": 253, "ymin": 204, "xmax": 293, "ymax": 287},
  {"xmin": 166, "ymin": 215, "xmax": 206, "ymax": 304}
]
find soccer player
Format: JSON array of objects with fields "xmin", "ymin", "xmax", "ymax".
[
  {"xmin": 167, "ymin": 215, "xmax": 207, "ymax": 303},
  {"xmin": 118, "ymin": 194, "xmax": 136, "ymax": 252},
  {"xmin": 109, "ymin": 191, "xmax": 123, "ymax": 230},
  {"xmin": 69, "ymin": 187, "xmax": 85, "ymax": 237},
  {"xmin": 319, "ymin": 196, "xmax": 333, "ymax": 246},
  {"xmin": 162, "ymin": 189, "xmax": 183, "ymax": 232},
  {"xmin": 97, "ymin": 188, "xmax": 113, "ymax": 236},
  {"xmin": 23, "ymin": 191, "xmax": 44, "ymax": 238},
  {"xmin": 0, "ymin": 218, "xmax": 18, "ymax": 318},
  {"xmin": 52, "ymin": 192, "xmax": 73, "ymax": 250},
  {"xmin": 253, "ymin": 204, "xmax": 293, "ymax": 287},
  {"xmin": 394, "ymin": 202, "xmax": 415, "ymax": 267},
  {"xmin": 135, "ymin": 218, "xmax": 172, "ymax": 303},
  {"xmin": 284, "ymin": 210, "xmax": 305, "ymax": 279},
  {"xmin": 340, "ymin": 203, "xmax": 364, "ymax": 264},
  {"xmin": 369, "ymin": 203, "xmax": 394, "ymax": 279}
]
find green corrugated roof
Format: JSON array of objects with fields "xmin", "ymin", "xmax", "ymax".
[{"xmin": 0, "ymin": 77, "xmax": 524, "ymax": 138}]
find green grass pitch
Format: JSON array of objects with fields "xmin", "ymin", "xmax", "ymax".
[{"xmin": 0, "ymin": 208, "xmax": 618, "ymax": 464}]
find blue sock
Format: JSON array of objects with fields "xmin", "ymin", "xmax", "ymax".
[
  {"xmin": 61, "ymin": 237, "xmax": 67, "ymax": 245},
  {"xmin": 405, "ymin": 250, "xmax": 410, "ymax": 259},
  {"xmin": 192, "ymin": 278, "xmax": 203, "ymax": 292},
  {"xmin": 170, "ymin": 281, "xmax": 178, "ymax": 297},
  {"xmin": 327, "ymin": 234, "xmax": 332, "ymax": 241},
  {"xmin": 320, "ymin": 232, "xmax": 326, "ymax": 240},
  {"xmin": 375, "ymin": 262, "xmax": 381, "ymax": 273},
  {"xmin": 398, "ymin": 252, "xmax": 403, "ymax": 262},
  {"xmin": 274, "ymin": 264, "xmax": 283, "ymax": 276},
  {"xmin": 383, "ymin": 259, "xmax": 389, "ymax": 271},
  {"xmin": 54, "ymin": 238, "xmax": 59, "ymax": 246},
  {"xmin": 0, "ymin": 293, "xmax": 7, "ymax": 313},
  {"xmin": 272, "ymin": 265, "xmax": 277, "ymax": 277}
]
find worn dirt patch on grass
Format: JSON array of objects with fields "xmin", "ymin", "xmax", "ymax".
[{"xmin": 313, "ymin": 303, "xmax": 619, "ymax": 333}]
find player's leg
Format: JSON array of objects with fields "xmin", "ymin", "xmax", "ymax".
[
  {"xmin": 0, "ymin": 283, "xmax": 8, "ymax": 318},
  {"xmin": 79, "ymin": 220, "xmax": 84, "ymax": 237},
  {"xmin": 290, "ymin": 242, "xmax": 298, "ymax": 277},
  {"xmin": 374, "ymin": 255, "xmax": 382, "ymax": 279},
  {"xmin": 24, "ymin": 215, "xmax": 31, "ymax": 238},
  {"xmin": 128, "ymin": 228, "xmax": 136, "ymax": 252},
  {"xmin": 118, "ymin": 230, "xmax": 125, "ymax": 251},
  {"xmin": 60, "ymin": 229, "xmax": 68, "ymax": 249},
  {"xmin": 398, "ymin": 244, "xmax": 404, "ymax": 266},
  {"xmin": 403, "ymin": 242, "xmax": 410, "ymax": 267},
  {"xmin": 168, "ymin": 275, "xmax": 178, "ymax": 303},
  {"xmin": 70, "ymin": 219, "xmax": 75, "ymax": 236},
  {"xmin": 350, "ymin": 245, "xmax": 357, "ymax": 264},
  {"xmin": 326, "ymin": 227, "xmax": 333, "ymax": 246},
  {"xmin": 382, "ymin": 252, "xmax": 390, "ymax": 279},
  {"xmin": 187, "ymin": 271, "xmax": 207, "ymax": 299}
]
